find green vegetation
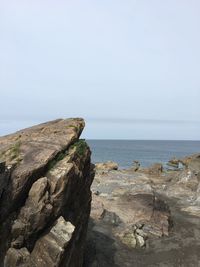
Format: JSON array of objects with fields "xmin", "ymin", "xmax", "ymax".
[
  {"xmin": 71, "ymin": 139, "xmax": 88, "ymax": 157},
  {"xmin": 0, "ymin": 141, "xmax": 22, "ymax": 163},
  {"xmin": 47, "ymin": 139, "xmax": 87, "ymax": 171},
  {"xmin": 47, "ymin": 151, "xmax": 68, "ymax": 171},
  {"xmin": 9, "ymin": 141, "xmax": 21, "ymax": 160},
  {"xmin": 56, "ymin": 152, "xmax": 67, "ymax": 161}
]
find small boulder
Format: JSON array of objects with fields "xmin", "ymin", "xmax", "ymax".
[
  {"xmin": 120, "ymin": 231, "xmax": 137, "ymax": 249},
  {"xmin": 100, "ymin": 209, "xmax": 122, "ymax": 226},
  {"xmin": 95, "ymin": 161, "xmax": 118, "ymax": 172},
  {"xmin": 135, "ymin": 234, "xmax": 145, "ymax": 248}
]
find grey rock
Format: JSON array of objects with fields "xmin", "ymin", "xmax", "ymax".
[{"xmin": 100, "ymin": 209, "xmax": 122, "ymax": 226}]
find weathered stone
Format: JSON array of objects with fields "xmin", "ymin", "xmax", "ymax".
[
  {"xmin": 100, "ymin": 209, "xmax": 122, "ymax": 226},
  {"xmin": 11, "ymin": 177, "xmax": 53, "ymax": 249},
  {"xmin": 87, "ymin": 167, "xmax": 173, "ymax": 266},
  {"xmin": 86, "ymin": 151, "xmax": 200, "ymax": 266},
  {"xmin": 95, "ymin": 161, "xmax": 118, "ymax": 172},
  {"xmin": 120, "ymin": 231, "xmax": 137, "ymax": 248},
  {"xmin": 0, "ymin": 118, "xmax": 85, "ymax": 221},
  {"xmin": 4, "ymin": 247, "xmax": 30, "ymax": 267},
  {"xmin": 0, "ymin": 118, "xmax": 94, "ymax": 267},
  {"xmin": 30, "ymin": 217, "xmax": 75, "ymax": 267},
  {"xmin": 135, "ymin": 229, "xmax": 148, "ymax": 239},
  {"xmin": 135, "ymin": 234, "xmax": 145, "ymax": 247}
]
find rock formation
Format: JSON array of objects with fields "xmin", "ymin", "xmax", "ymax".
[
  {"xmin": 95, "ymin": 161, "xmax": 118, "ymax": 172},
  {"xmin": 0, "ymin": 118, "xmax": 94, "ymax": 267},
  {"xmin": 85, "ymin": 157, "xmax": 200, "ymax": 266}
]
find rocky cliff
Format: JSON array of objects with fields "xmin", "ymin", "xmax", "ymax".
[{"xmin": 0, "ymin": 118, "xmax": 94, "ymax": 267}]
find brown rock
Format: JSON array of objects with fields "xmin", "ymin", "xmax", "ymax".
[
  {"xmin": 95, "ymin": 161, "xmax": 118, "ymax": 172},
  {"xmin": 0, "ymin": 118, "xmax": 94, "ymax": 267},
  {"xmin": 30, "ymin": 217, "xmax": 75, "ymax": 267},
  {"xmin": 11, "ymin": 177, "xmax": 53, "ymax": 249}
]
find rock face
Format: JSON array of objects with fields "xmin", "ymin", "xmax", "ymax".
[{"xmin": 0, "ymin": 118, "xmax": 94, "ymax": 267}]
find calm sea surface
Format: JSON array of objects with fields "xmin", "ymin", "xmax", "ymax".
[{"xmin": 87, "ymin": 140, "xmax": 200, "ymax": 169}]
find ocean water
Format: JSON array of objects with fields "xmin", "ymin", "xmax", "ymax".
[{"xmin": 87, "ymin": 140, "xmax": 200, "ymax": 169}]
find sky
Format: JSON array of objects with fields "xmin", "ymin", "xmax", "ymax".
[{"xmin": 0, "ymin": 0, "xmax": 200, "ymax": 139}]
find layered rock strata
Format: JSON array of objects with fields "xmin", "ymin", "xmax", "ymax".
[{"xmin": 0, "ymin": 118, "xmax": 94, "ymax": 267}]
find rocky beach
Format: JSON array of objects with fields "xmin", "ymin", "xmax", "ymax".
[
  {"xmin": 0, "ymin": 119, "xmax": 200, "ymax": 267},
  {"xmin": 85, "ymin": 155, "xmax": 200, "ymax": 266}
]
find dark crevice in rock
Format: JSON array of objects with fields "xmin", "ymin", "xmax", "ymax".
[{"xmin": 0, "ymin": 162, "xmax": 12, "ymax": 203}]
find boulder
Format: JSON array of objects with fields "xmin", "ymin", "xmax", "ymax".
[
  {"xmin": 95, "ymin": 161, "xmax": 118, "ymax": 172},
  {"xmin": 100, "ymin": 209, "xmax": 122, "ymax": 226}
]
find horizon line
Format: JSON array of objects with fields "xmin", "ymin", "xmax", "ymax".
[{"xmin": 85, "ymin": 138, "xmax": 200, "ymax": 142}]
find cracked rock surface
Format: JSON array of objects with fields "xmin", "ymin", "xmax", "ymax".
[
  {"xmin": 0, "ymin": 118, "xmax": 94, "ymax": 267},
  {"xmin": 85, "ymin": 155, "xmax": 200, "ymax": 267}
]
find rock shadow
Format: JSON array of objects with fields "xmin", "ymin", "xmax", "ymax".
[{"xmin": 83, "ymin": 218, "xmax": 118, "ymax": 267}]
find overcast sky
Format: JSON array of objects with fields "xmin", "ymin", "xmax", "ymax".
[{"xmin": 0, "ymin": 0, "xmax": 200, "ymax": 139}]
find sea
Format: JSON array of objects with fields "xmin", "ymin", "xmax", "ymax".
[
  {"xmin": 87, "ymin": 140, "xmax": 200, "ymax": 169},
  {"xmin": 1, "ymin": 121, "xmax": 200, "ymax": 170}
]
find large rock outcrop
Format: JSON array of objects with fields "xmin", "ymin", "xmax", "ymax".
[{"xmin": 0, "ymin": 118, "xmax": 94, "ymax": 267}]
